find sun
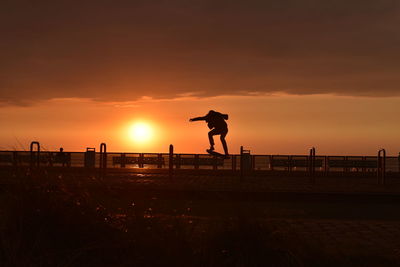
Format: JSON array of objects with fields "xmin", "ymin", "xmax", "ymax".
[{"xmin": 129, "ymin": 122, "xmax": 153, "ymax": 143}]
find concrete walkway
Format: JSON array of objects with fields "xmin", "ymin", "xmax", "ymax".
[{"xmin": 109, "ymin": 173, "xmax": 400, "ymax": 195}]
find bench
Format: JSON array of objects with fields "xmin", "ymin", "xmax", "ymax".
[
  {"xmin": 179, "ymin": 157, "xmax": 224, "ymax": 166},
  {"xmin": 272, "ymin": 159, "xmax": 323, "ymax": 168},
  {"xmin": 0, "ymin": 152, "xmax": 71, "ymax": 166},
  {"xmin": 328, "ymin": 159, "xmax": 377, "ymax": 168},
  {"xmin": 112, "ymin": 155, "xmax": 224, "ymax": 167},
  {"xmin": 113, "ymin": 156, "xmax": 164, "ymax": 166}
]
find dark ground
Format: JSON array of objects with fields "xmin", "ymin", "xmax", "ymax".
[{"xmin": 1, "ymin": 169, "xmax": 400, "ymax": 266}]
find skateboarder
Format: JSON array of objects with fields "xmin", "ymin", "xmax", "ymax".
[{"xmin": 189, "ymin": 110, "xmax": 229, "ymax": 156}]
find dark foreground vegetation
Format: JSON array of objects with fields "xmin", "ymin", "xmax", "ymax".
[{"xmin": 0, "ymin": 170, "xmax": 399, "ymax": 266}]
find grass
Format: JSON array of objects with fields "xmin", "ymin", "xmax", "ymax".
[{"xmin": 0, "ymin": 169, "xmax": 399, "ymax": 266}]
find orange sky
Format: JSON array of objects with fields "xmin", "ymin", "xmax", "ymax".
[
  {"xmin": 1, "ymin": 94, "xmax": 399, "ymax": 156},
  {"xmin": 1, "ymin": 1, "xmax": 400, "ymax": 156}
]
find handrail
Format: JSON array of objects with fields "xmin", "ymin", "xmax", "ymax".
[
  {"xmin": 169, "ymin": 144, "xmax": 174, "ymax": 179},
  {"xmin": 378, "ymin": 148, "xmax": 386, "ymax": 184},
  {"xmin": 30, "ymin": 141, "xmax": 40, "ymax": 168}
]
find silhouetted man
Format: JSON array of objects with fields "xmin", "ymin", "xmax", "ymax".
[{"xmin": 189, "ymin": 110, "xmax": 229, "ymax": 155}]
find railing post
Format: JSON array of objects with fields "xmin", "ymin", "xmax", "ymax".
[
  {"xmin": 270, "ymin": 155, "xmax": 274, "ymax": 171},
  {"xmin": 324, "ymin": 156, "xmax": 328, "ymax": 176},
  {"xmin": 378, "ymin": 149, "xmax": 386, "ymax": 184},
  {"xmin": 99, "ymin": 143, "xmax": 107, "ymax": 178},
  {"xmin": 383, "ymin": 150, "xmax": 386, "ymax": 184},
  {"xmin": 169, "ymin": 144, "xmax": 174, "ymax": 179},
  {"xmin": 194, "ymin": 154, "xmax": 199, "ymax": 170},
  {"xmin": 362, "ymin": 156, "xmax": 366, "ymax": 174},
  {"xmin": 309, "ymin": 147, "xmax": 315, "ymax": 183},
  {"xmin": 30, "ymin": 141, "xmax": 40, "ymax": 169},
  {"xmin": 139, "ymin": 153, "xmax": 144, "ymax": 168},
  {"xmin": 100, "ymin": 143, "xmax": 107, "ymax": 169},
  {"xmin": 121, "ymin": 153, "xmax": 126, "ymax": 168},
  {"xmin": 157, "ymin": 153, "xmax": 163, "ymax": 168},
  {"xmin": 378, "ymin": 150, "xmax": 381, "ymax": 184},
  {"xmin": 240, "ymin": 146, "xmax": 244, "ymax": 180},
  {"xmin": 398, "ymin": 152, "xmax": 400, "ymax": 174}
]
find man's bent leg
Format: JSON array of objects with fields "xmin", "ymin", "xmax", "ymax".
[
  {"xmin": 208, "ymin": 129, "xmax": 217, "ymax": 150},
  {"xmin": 220, "ymin": 131, "xmax": 229, "ymax": 155}
]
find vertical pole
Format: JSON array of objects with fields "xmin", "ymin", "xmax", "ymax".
[
  {"xmin": 343, "ymin": 156, "xmax": 348, "ymax": 173},
  {"xmin": 139, "ymin": 153, "xmax": 144, "ymax": 168},
  {"xmin": 377, "ymin": 148, "xmax": 386, "ymax": 184},
  {"xmin": 157, "ymin": 153, "xmax": 163, "ymax": 168},
  {"xmin": 240, "ymin": 146, "xmax": 244, "ymax": 181},
  {"xmin": 378, "ymin": 153, "xmax": 380, "ymax": 180},
  {"xmin": 194, "ymin": 154, "xmax": 199, "ymax": 170},
  {"xmin": 324, "ymin": 156, "xmax": 328, "ymax": 176},
  {"xmin": 30, "ymin": 141, "xmax": 40, "ymax": 168},
  {"xmin": 121, "ymin": 153, "xmax": 126, "ymax": 168},
  {"xmin": 270, "ymin": 155, "xmax": 274, "ymax": 171},
  {"xmin": 100, "ymin": 143, "xmax": 107, "ymax": 178},
  {"xmin": 398, "ymin": 152, "xmax": 400, "ymax": 174},
  {"xmin": 378, "ymin": 149, "xmax": 386, "ymax": 184},
  {"xmin": 377, "ymin": 150, "xmax": 381, "ymax": 184},
  {"xmin": 308, "ymin": 149, "xmax": 311, "ymax": 177},
  {"xmin": 383, "ymin": 149, "xmax": 386, "ymax": 184},
  {"xmin": 309, "ymin": 147, "xmax": 315, "ymax": 183},
  {"xmin": 313, "ymin": 148, "xmax": 316, "ymax": 176},
  {"xmin": 362, "ymin": 156, "xmax": 366, "ymax": 174},
  {"xmin": 169, "ymin": 144, "xmax": 174, "ymax": 179}
]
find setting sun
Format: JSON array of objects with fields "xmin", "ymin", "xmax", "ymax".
[{"xmin": 129, "ymin": 122, "xmax": 153, "ymax": 143}]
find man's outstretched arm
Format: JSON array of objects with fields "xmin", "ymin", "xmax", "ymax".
[{"xmin": 189, "ymin": 116, "xmax": 206, "ymax": 122}]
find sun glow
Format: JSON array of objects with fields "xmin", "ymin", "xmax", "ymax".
[{"xmin": 129, "ymin": 122, "xmax": 153, "ymax": 143}]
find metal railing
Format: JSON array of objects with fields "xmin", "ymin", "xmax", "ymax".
[{"xmin": 0, "ymin": 143, "xmax": 396, "ymax": 183}]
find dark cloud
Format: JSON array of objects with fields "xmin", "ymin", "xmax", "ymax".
[{"xmin": 1, "ymin": 0, "xmax": 399, "ymax": 105}]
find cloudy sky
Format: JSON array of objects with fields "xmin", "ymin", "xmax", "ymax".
[{"xmin": 1, "ymin": 0, "xmax": 399, "ymax": 154}]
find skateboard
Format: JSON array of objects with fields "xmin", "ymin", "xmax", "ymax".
[{"xmin": 206, "ymin": 149, "xmax": 230, "ymax": 159}]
